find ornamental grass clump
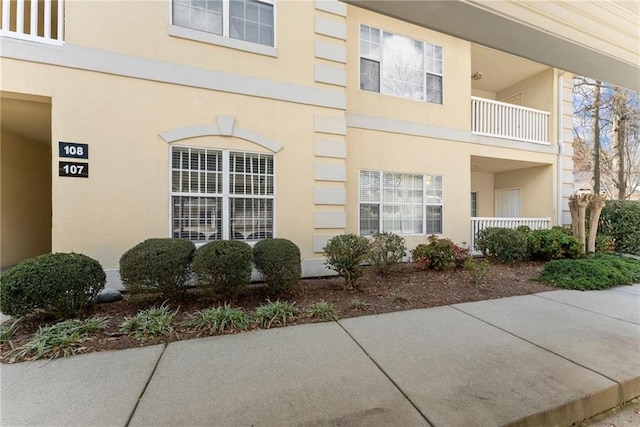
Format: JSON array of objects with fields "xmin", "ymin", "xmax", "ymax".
[
  {"xmin": 119, "ymin": 304, "xmax": 178, "ymax": 342},
  {"xmin": 254, "ymin": 299, "xmax": 296, "ymax": 329},
  {"xmin": 193, "ymin": 240, "xmax": 253, "ymax": 298},
  {"xmin": 185, "ymin": 304, "xmax": 251, "ymax": 335},
  {"xmin": 253, "ymin": 238, "xmax": 301, "ymax": 294},
  {"xmin": 12, "ymin": 316, "xmax": 109, "ymax": 361},
  {"xmin": 307, "ymin": 300, "xmax": 337, "ymax": 320},
  {"xmin": 0, "ymin": 252, "xmax": 105, "ymax": 319},
  {"xmin": 119, "ymin": 238, "xmax": 195, "ymax": 299},
  {"xmin": 323, "ymin": 234, "xmax": 372, "ymax": 289}
]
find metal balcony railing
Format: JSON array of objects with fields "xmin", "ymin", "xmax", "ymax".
[
  {"xmin": 471, "ymin": 97, "xmax": 550, "ymax": 144},
  {"xmin": 1, "ymin": 0, "xmax": 63, "ymax": 44}
]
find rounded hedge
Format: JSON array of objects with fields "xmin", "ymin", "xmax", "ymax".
[
  {"xmin": 119, "ymin": 238, "xmax": 195, "ymax": 298},
  {"xmin": 323, "ymin": 234, "xmax": 372, "ymax": 289},
  {"xmin": 0, "ymin": 252, "xmax": 106, "ymax": 319},
  {"xmin": 193, "ymin": 240, "xmax": 253, "ymax": 297},
  {"xmin": 475, "ymin": 227, "xmax": 529, "ymax": 263},
  {"xmin": 527, "ymin": 228, "xmax": 581, "ymax": 261},
  {"xmin": 598, "ymin": 200, "xmax": 640, "ymax": 256},
  {"xmin": 253, "ymin": 238, "xmax": 301, "ymax": 293}
]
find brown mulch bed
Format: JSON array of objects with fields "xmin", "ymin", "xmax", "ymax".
[{"xmin": 0, "ymin": 261, "xmax": 554, "ymax": 363}]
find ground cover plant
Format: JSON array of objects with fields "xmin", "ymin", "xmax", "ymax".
[{"xmin": 537, "ymin": 254, "xmax": 640, "ymax": 290}]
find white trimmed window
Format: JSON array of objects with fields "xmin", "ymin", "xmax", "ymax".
[
  {"xmin": 360, "ymin": 24, "xmax": 443, "ymax": 104},
  {"xmin": 172, "ymin": 0, "xmax": 275, "ymax": 47},
  {"xmin": 359, "ymin": 170, "xmax": 443, "ymax": 236},
  {"xmin": 171, "ymin": 147, "xmax": 274, "ymax": 242}
]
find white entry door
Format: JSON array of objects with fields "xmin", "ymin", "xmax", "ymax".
[{"xmin": 496, "ymin": 189, "xmax": 521, "ymax": 217}]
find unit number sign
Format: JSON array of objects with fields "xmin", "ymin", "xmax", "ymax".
[
  {"xmin": 59, "ymin": 162, "xmax": 89, "ymax": 178},
  {"xmin": 59, "ymin": 142, "xmax": 89, "ymax": 159}
]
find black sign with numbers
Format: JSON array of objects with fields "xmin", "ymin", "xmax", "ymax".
[
  {"xmin": 59, "ymin": 162, "xmax": 89, "ymax": 178},
  {"xmin": 59, "ymin": 142, "xmax": 89, "ymax": 159}
]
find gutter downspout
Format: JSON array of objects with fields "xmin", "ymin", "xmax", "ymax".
[{"xmin": 557, "ymin": 70, "xmax": 567, "ymax": 226}]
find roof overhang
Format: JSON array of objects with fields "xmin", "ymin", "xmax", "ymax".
[{"xmin": 342, "ymin": 0, "xmax": 640, "ymax": 92}]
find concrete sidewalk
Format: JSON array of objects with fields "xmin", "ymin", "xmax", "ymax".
[{"xmin": 2, "ymin": 285, "xmax": 639, "ymax": 426}]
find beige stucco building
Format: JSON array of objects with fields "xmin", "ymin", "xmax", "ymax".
[{"xmin": 1, "ymin": 0, "xmax": 637, "ymax": 288}]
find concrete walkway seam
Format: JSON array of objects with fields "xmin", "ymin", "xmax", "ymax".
[
  {"xmin": 449, "ymin": 305, "xmax": 627, "ymax": 398},
  {"xmin": 125, "ymin": 343, "xmax": 168, "ymax": 427},
  {"xmin": 333, "ymin": 318, "xmax": 436, "ymax": 427},
  {"xmin": 532, "ymin": 293, "xmax": 640, "ymax": 326}
]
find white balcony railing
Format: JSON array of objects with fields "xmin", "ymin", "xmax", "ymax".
[
  {"xmin": 471, "ymin": 97, "xmax": 550, "ymax": 144},
  {"xmin": 470, "ymin": 217, "xmax": 551, "ymax": 253},
  {"xmin": 1, "ymin": 0, "xmax": 63, "ymax": 44}
]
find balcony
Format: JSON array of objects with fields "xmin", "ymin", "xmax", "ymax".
[
  {"xmin": 471, "ymin": 97, "xmax": 550, "ymax": 145},
  {"xmin": 0, "ymin": 0, "xmax": 63, "ymax": 44}
]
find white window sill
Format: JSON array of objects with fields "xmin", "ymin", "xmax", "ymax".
[{"xmin": 169, "ymin": 25, "xmax": 277, "ymax": 57}]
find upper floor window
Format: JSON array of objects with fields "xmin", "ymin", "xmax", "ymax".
[
  {"xmin": 172, "ymin": 0, "xmax": 275, "ymax": 47},
  {"xmin": 171, "ymin": 146, "xmax": 275, "ymax": 242},
  {"xmin": 359, "ymin": 170, "xmax": 443, "ymax": 236},
  {"xmin": 360, "ymin": 24, "xmax": 443, "ymax": 104}
]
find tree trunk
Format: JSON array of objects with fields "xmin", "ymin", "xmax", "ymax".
[
  {"xmin": 587, "ymin": 194, "xmax": 607, "ymax": 252},
  {"xmin": 593, "ymin": 81, "xmax": 602, "ymax": 194},
  {"xmin": 568, "ymin": 193, "xmax": 589, "ymax": 253},
  {"xmin": 614, "ymin": 87, "xmax": 628, "ymax": 199}
]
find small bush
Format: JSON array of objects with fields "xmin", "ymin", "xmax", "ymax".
[
  {"xmin": 527, "ymin": 228, "xmax": 581, "ymax": 261},
  {"xmin": 350, "ymin": 298, "xmax": 367, "ymax": 310},
  {"xmin": 119, "ymin": 238, "xmax": 195, "ymax": 298},
  {"xmin": 595, "ymin": 235, "xmax": 616, "ymax": 253},
  {"xmin": 0, "ymin": 252, "xmax": 106, "ymax": 319},
  {"xmin": 253, "ymin": 238, "xmax": 301, "ymax": 294},
  {"xmin": 323, "ymin": 234, "xmax": 372, "ymax": 289},
  {"xmin": 412, "ymin": 235, "xmax": 468, "ymax": 271},
  {"xmin": 537, "ymin": 254, "xmax": 640, "ymax": 290},
  {"xmin": 598, "ymin": 200, "xmax": 640, "ymax": 255},
  {"xmin": 254, "ymin": 299, "xmax": 296, "ymax": 328},
  {"xmin": 119, "ymin": 304, "xmax": 178, "ymax": 342},
  {"xmin": 464, "ymin": 259, "xmax": 491, "ymax": 284},
  {"xmin": 475, "ymin": 228, "xmax": 529, "ymax": 263},
  {"xmin": 186, "ymin": 304, "xmax": 251, "ymax": 335},
  {"xmin": 193, "ymin": 240, "xmax": 253, "ymax": 298},
  {"xmin": 12, "ymin": 316, "xmax": 109, "ymax": 361},
  {"xmin": 392, "ymin": 292, "xmax": 409, "ymax": 303},
  {"xmin": 307, "ymin": 300, "xmax": 337, "ymax": 320},
  {"xmin": 368, "ymin": 232, "xmax": 406, "ymax": 276}
]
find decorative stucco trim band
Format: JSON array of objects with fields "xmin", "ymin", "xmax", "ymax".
[{"xmin": 160, "ymin": 115, "xmax": 283, "ymax": 153}]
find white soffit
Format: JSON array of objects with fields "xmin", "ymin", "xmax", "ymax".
[{"xmin": 343, "ymin": 0, "xmax": 640, "ymax": 91}]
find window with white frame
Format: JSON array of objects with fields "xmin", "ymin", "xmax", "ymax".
[
  {"xmin": 359, "ymin": 170, "xmax": 443, "ymax": 236},
  {"xmin": 172, "ymin": 0, "xmax": 275, "ymax": 47},
  {"xmin": 360, "ymin": 24, "xmax": 443, "ymax": 104},
  {"xmin": 171, "ymin": 147, "xmax": 274, "ymax": 242}
]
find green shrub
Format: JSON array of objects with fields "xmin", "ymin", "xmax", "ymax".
[
  {"xmin": 323, "ymin": 234, "xmax": 372, "ymax": 289},
  {"xmin": 193, "ymin": 240, "xmax": 253, "ymax": 297},
  {"xmin": 598, "ymin": 200, "xmax": 640, "ymax": 255},
  {"xmin": 368, "ymin": 232, "xmax": 406, "ymax": 276},
  {"xmin": 537, "ymin": 254, "xmax": 640, "ymax": 290},
  {"xmin": 119, "ymin": 238, "xmax": 195, "ymax": 298},
  {"xmin": 253, "ymin": 238, "xmax": 301, "ymax": 294},
  {"xmin": 412, "ymin": 235, "xmax": 468, "ymax": 271},
  {"xmin": 527, "ymin": 228, "xmax": 581, "ymax": 261},
  {"xmin": 0, "ymin": 252, "xmax": 106, "ymax": 319},
  {"xmin": 464, "ymin": 259, "xmax": 491, "ymax": 284},
  {"xmin": 475, "ymin": 227, "xmax": 530, "ymax": 263},
  {"xmin": 595, "ymin": 235, "xmax": 616, "ymax": 253}
]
